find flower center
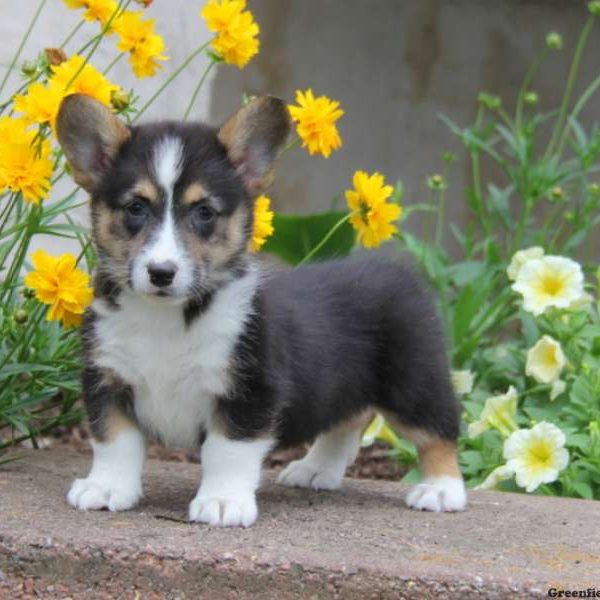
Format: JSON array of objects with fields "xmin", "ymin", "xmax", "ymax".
[
  {"xmin": 539, "ymin": 273, "xmax": 565, "ymax": 297},
  {"xmin": 525, "ymin": 440, "xmax": 552, "ymax": 471}
]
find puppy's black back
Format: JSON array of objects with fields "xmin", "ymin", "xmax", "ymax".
[{"xmin": 258, "ymin": 256, "xmax": 460, "ymax": 447}]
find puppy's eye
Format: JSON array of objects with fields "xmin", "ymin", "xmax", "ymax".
[
  {"xmin": 193, "ymin": 204, "xmax": 216, "ymax": 223},
  {"xmin": 123, "ymin": 197, "xmax": 150, "ymax": 235},
  {"xmin": 126, "ymin": 198, "xmax": 149, "ymax": 217}
]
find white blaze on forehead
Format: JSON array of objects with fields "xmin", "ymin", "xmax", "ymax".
[
  {"xmin": 131, "ymin": 135, "xmax": 193, "ymax": 295},
  {"xmin": 153, "ymin": 136, "xmax": 183, "ymax": 202}
]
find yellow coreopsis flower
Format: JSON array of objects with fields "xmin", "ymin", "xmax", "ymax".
[
  {"xmin": 201, "ymin": 0, "xmax": 260, "ymax": 68},
  {"xmin": 0, "ymin": 117, "xmax": 53, "ymax": 204},
  {"xmin": 512, "ymin": 255, "xmax": 585, "ymax": 316},
  {"xmin": 468, "ymin": 385, "xmax": 519, "ymax": 438},
  {"xmin": 503, "ymin": 422, "xmax": 569, "ymax": 492},
  {"xmin": 24, "ymin": 249, "xmax": 94, "ymax": 328},
  {"xmin": 63, "ymin": 0, "xmax": 119, "ymax": 27},
  {"xmin": 525, "ymin": 335, "xmax": 566, "ymax": 384},
  {"xmin": 115, "ymin": 11, "xmax": 168, "ymax": 78},
  {"xmin": 345, "ymin": 170, "xmax": 402, "ymax": 248},
  {"xmin": 288, "ymin": 89, "xmax": 343, "ymax": 158},
  {"xmin": 15, "ymin": 55, "xmax": 119, "ymax": 131},
  {"xmin": 13, "ymin": 82, "xmax": 61, "ymax": 128},
  {"xmin": 249, "ymin": 195, "xmax": 274, "ymax": 252}
]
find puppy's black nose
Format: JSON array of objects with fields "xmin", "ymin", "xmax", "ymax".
[{"xmin": 147, "ymin": 261, "xmax": 177, "ymax": 288}]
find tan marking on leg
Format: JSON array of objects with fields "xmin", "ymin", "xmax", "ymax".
[
  {"xmin": 102, "ymin": 406, "xmax": 139, "ymax": 443},
  {"xmin": 381, "ymin": 412, "xmax": 462, "ymax": 480},
  {"xmin": 417, "ymin": 439, "xmax": 461, "ymax": 479}
]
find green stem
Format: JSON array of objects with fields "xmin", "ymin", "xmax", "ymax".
[
  {"xmin": 0, "ymin": 0, "xmax": 48, "ymax": 97},
  {"xmin": 434, "ymin": 166, "xmax": 449, "ymax": 248},
  {"xmin": 282, "ymin": 137, "xmax": 300, "ymax": 153},
  {"xmin": 134, "ymin": 42, "xmax": 210, "ymax": 122},
  {"xmin": 515, "ymin": 48, "xmax": 549, "ymax": 129},
  {"xmin": 60, "ymin": 19, "xmax": 85, "ymax": 49},
  {"xmin": 103, "ymin": 52, "xmax": 125, "ymax": 75},
  {"xmin": 183, "ymin": 61, "xmax": 215, "ymax": 120},
  {"xmin": 64, "ymin": 0, "xmax": 130, "ymax": 91},
  {"xmin": 298, "ymin": 214, "xmax": 351, "ymax": 266},
  {"xmin": 546, "ymin": 15, "xmax": 595, "ymax": 159},
  {"xmin": 563, "ymin": 72, "xmax": 600, "ymax": 141}
]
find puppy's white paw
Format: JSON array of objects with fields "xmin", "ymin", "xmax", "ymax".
[
  {"xmin": 189, "ymin": 493, "xmax": 257, "ymax": 528},
  {"xmin": 406, "ymin": 476, "xmax": 467, "ymax": 512},
  {"xmin": 67, "ymin": 477, "xmax": 141, "ymax": 512},
  {"xmin": 277, "ymin": 459, "xmax": 344, "ymax": 491}
]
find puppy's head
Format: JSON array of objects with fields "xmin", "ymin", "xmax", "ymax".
[{"xmin": 56, "ymin": 94, "xmax": 290, "ymax": 302}]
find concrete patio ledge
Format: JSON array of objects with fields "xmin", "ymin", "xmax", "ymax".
[{"xmin": 1, "ymin": 449, "xmax": 598, "ymax": 598}]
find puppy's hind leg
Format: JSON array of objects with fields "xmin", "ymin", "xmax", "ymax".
[
  {"xmin": 277, "ymin": 411, "xmax": 373, "ymax": 491},
  {"xmin": 384, "ymin": 416, "xmax": 466, "ymax": 512}
]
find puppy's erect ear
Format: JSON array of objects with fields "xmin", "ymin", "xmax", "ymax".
[
  {"xmin": 218, "ymin": 96, "xmax": 291, "ymax": 195},
  {"xmin": 56, "ymin": 94, "xmax": 130, "ymax": 193}
]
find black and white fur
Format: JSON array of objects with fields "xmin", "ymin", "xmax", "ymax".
[{"xmin": 56, "ymin": 94, "xmax": 466, "ymax": 528}]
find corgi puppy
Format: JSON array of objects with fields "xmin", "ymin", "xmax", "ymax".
[{"xmin": 56, "ymin": 93, "xmax": 466, "ymax": 528}]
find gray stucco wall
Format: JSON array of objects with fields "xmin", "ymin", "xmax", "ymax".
[
  {"xmin": 210, "ymin": 1, "xmax": 600, "ymax": 251},
  {"xmin": 1, "ymin": 1, "xmax": 599, "ymax": 255}
]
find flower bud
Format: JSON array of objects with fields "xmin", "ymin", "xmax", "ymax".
[
  {"xmin": 478, "ymin": 92, "xmax": 502, "ymax": 110},
  {"xmin": 21, "ymin": 60, "xmax": 37, "ymax": 77},
  {"xmin": 546, "ymin": 32, "xmax": 563, "ymax": 50},
  {"xmin": 587, "ymin": 183, "xmax": 600, "ymax": 197},
  {"xmin": 44, "ymin": 48, "xmax": 67, "ymax": 67},
  {"xmin": 588, "ymin": 1, "xmax": 600, "ymax": 16},
  {"xmin": 524, "ymin": 91, "xmax": 539, "ymax": 105},
  {"xmin": 14, "ymin": 309, "xmax": 29, "ymax": 324},
  {"xmin": 442, "ymin": 151, "xmax": 457, "ymax": 164},
  {"xmin": 111, "ymin": 89, "xmax": 131, "ymax": 111},
  {"xmin": 549, "ymin": 186, "xmax": 564, "ymax": 202},
  {"xmin": 427, "ymin": 174, "xmax": 447, "ymax": 191}
]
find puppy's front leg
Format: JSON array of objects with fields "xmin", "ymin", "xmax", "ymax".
[
  {"xmin": 189, "ymin": 431, "xmax": 274, "ymax": 528},
  {"xmin": 68, "ymin": 368, "xmax": 145, "ymax": 512}
]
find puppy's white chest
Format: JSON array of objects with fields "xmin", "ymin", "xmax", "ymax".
[{"xmin": 91, "ymin": 271, "xmax": 258, "ymax": 448}]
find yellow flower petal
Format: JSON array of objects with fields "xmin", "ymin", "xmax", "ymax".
[
  {"xmin": 248, "ymin": 195, "xmax": 274, "ymax": 252},
  {"xmin": 288, "ymin": 89, "xmax": 343, "ymax": 158},
  {"xmin": 345, "ymin": 171, "xmax": 402, "ymax": 248},
  {"xmin": 25, "ymin": 249, "xmax": 93, "ymax": 328}
]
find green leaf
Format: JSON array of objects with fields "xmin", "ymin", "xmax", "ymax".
[
  {"xmin": 261, "ymin": 211, "xmax": 354, "ymax": 265},
  {"xmin": 572, "ymin": 481, "xmax": 593, "ymax": 500}
]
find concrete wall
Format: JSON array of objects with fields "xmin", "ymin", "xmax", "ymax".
[
  {"xmin": 2, "ymin": 1, "xmax": 599, "ymax": 255},
  {"xmin": 210, "ymin": 0, "xmax": 600, "ymax": 249},
  {"xmin": 0, "ymin": 0, "xmax": 214, "ymax": 255}
]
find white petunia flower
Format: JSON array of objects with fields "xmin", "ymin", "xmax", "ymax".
[
  {"xmin": 475, "ymin": 464, "xmax": 514, "ymax": 490},
  {"xmin": 512, "ymin": 255, "xmax": 585, "ymax": 316},
  {"xmin": 451, "ymin": 370, "xmax": 474, "ymax": 395},
  {"xmin": 525, "ymin": 335, "xmax": 566, "ymax": 384},
  {"xmin": 503, "ymin": 422, "xmax": 569, "ymax": 492},
  {"xmin": 507, "ymin": 246, "xmax": 544, "ymax": 281},
  {"xmin": 550, "ymin": 380, "xmax": 567, "ymax": 400},
  {"xmin": 468, "ymin": 386, "xmax": 518, "ymax": 438}
]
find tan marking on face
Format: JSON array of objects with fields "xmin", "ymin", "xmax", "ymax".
[
  {"xmin": 182, "ymin": 203, "xmax": 251, "ymax": 270},
  {"xmin": 182, "ymin": 182, "xmax": 208, "ymax": 206},
  {"xmin": 94, "ymin": 203, "xmax": 127, "ymax": 262},
  {"xmin": 92, "ymin": 201, "xmax": 153, "ymax": 286},
  {"xmin": 132, "ymin": 178, "xmax": 159, "ymax": 204}
]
